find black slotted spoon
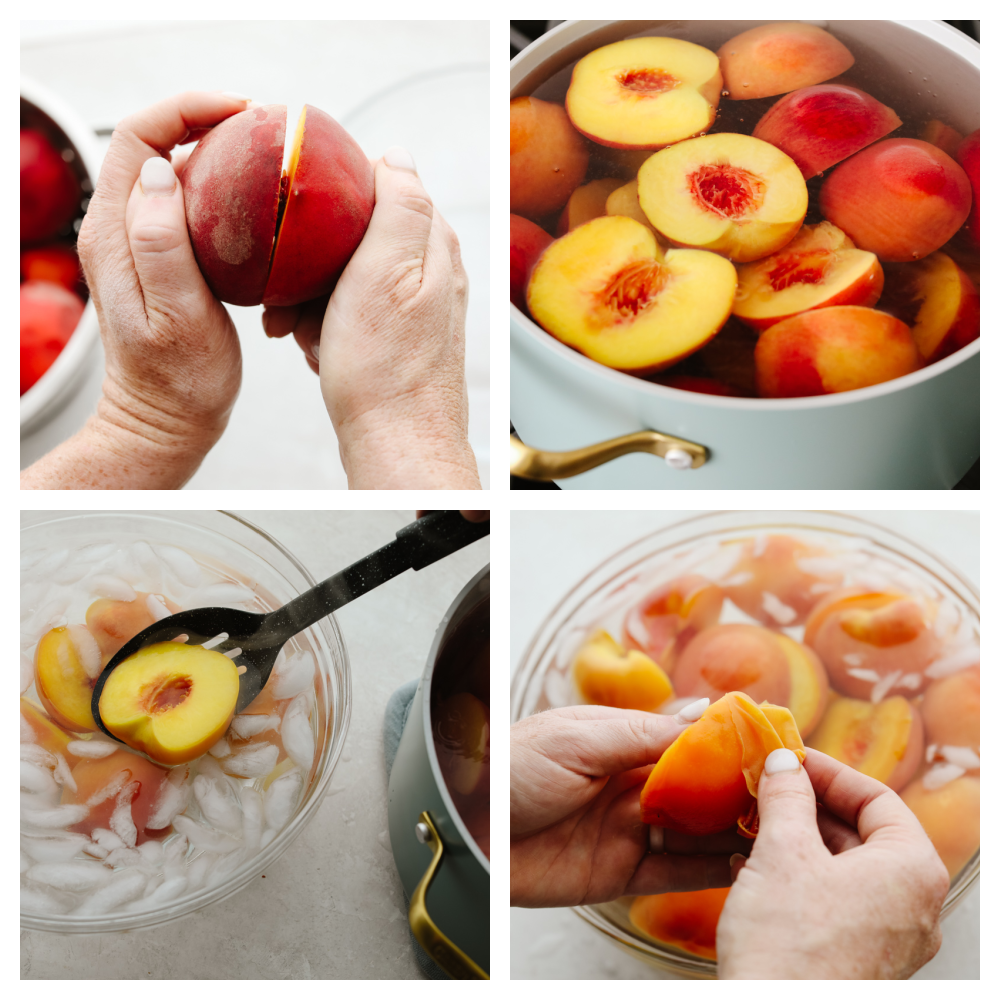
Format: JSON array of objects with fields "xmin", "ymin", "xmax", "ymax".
[{"xmin": 91, "ymin": 510, "xmax": 489, "ymax": 740}]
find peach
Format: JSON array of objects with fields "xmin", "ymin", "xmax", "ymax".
[
  {"xmin": 21, "ymin": 128, "xmax": 81, "ymax": 243},
  {"xmin": 717, "ymin": 23, "xmax": 855, "ymax": 101},
  {"xmin": 920, "ymin": 666, "xmax": 979, "ymax": 752},
  {"xmin": 86, "ymin": 593, "xmax": 181, "ymax": 667},
  {"xmin": 34, "ymin": 625, "xmax": 103, "ymax": 733},
  {"xmin": 98, "ymin": 642, "xmax": 240, "ymax": 765},
  {"xmin": 566, "ymin": 37, "xmax": 722, "ymax": 149},
  {"xmin": 630, "ymin": 888, "xmax": 730, "ymax": 960},
  {"xmin": 752, "ymin": 84, "xmax": 900, "ymax": 180},
  {"xmin": 605, "ymin": 180, "xmax": 656, "ymax": 232},
  {"xmin": 818, "ymin": 138, "xmax": 973, "ymax": 262},
  {"xmin": 20, "ymin": 280, "xmax": 85, "ymax": 396},
  {"xmin": 21, "ymin": 697, "xmax": 81, "ymax": 765},
  {"xmin": 921, "ymin": 119, "xmax": 962, "ymax": 159},
  {"xmin": 637, "ymin": 133, "xmax": 807, "ymax": 263},
  {"xmin": 877, "ymin": 252, "xmax": 979, "ymax": 364},
  {"xmin": 755, "ymin": 305, "xmax": 920, "ymax": 397},
  {"xmin": 526, "ymin": 215, "xmax": 736, "ymax": 375},
  {"xmin": 623, "ymin": 575, "xmax": 723, "ymax": 669},
  {"xmin": 573, "ymin": 631, "xmax": 674, "ymax": 712},
  {"xmin": 20, "ymin": 245, "xmax": 83, "ymax": 296},
  {"xmin": 733, "ymin": 222, "xmax": 883, "ymax": 330},
  {"xmin": 804, "ymin": 589, "xmax": 941, "ymax": 700},
  {"xmin": 696, "ymin": 317, "xmax": 759, "ymax": 396},
  {"xmin": 723, "ymin": 533, "xmax": 844, "ymax": 627},
  {"xmin": 807, "ymin": 694, "xmax": 923, "ymax": 791},
  {"xmin": 182, "ymin": 104, "xmax": 375, "ymax": 308},
  {"xmin": 955, "ymin": 129, "xmax": 979, "ymax": 248},
  {"xmin": 433, "ymin": 692, "xmax": 489, "ymax": 798},
  {"xmin": 510, "ymin": 214, "xmax": 553, "ymax": 312},
  {"xmin": 555, "ymin": 178, "xmax": 621, "ymax": 235},
  {"xmin": 510, "ymin": 96, "xmax": 589, "ymax": 220},
  {"xmin": 900, "ymin": 773, "xmax": 979, "ymax": 879}
]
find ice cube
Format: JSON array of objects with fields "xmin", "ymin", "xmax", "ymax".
[
  {"xmin": 21, "ymin": 760, "xmax": 58, "ymax": 797},
  {"xmin": 264, "ymin": 769, "xmax": 302, "ymax": 831},
  {"xmin": 67, "ymin": 624, "xmax": 102, "ymax": 679},
  {"xmin": 86, "ymin": 768, "xmax": 131, "ymax": 808},
  {"xmin": 28, "ymin": 860, "xmax": 111, "ymax": 893},
  {"xmin": 240, "ymin": 787, "xmax": 264, "ymax": 854},
  {"xmin": 52, "ymin": 752, "xmax": 77, "ymax": 793},
  {"xmin": 230, "ymin": 713, "xmax": 279, "ymax": 740},
  {"xmin": 21, "ymin": 886, "xmax": 69, "ymax": 915},
  {"xmin": 193, "ymin": 775, "xmax": 243, "ymax": 834},
  {"xmin": 281, "ymin": 693, "xmax": 315, "ymax": 771},
  {"xmin": 172, "ymin": 815, "xmax": 241, "ymax": 854},
  {"xmin": 128, "ymin": 875, "xmax": 188, "ymax": 911},
  {"xmin": 208, "ymin": 737, "xmax": 230, "ymax": 758},
  {"xmin": 272, "ymin": 651, "xmax": 316, "ymax": 700},
  {"xmin": 21, "ymin": 803, "xmax": 88, "ymax": 830},
  {"xmin": 21, "ymin": 832, "xmax": 90, "ymax": 863},
  {"xmin": 82, "ymin": 841, "xmax": 109, "ymax": 860},
  {"xmin": 209, "ymin": 849, "xmax": 245, "ymax": 885},
  {"xmin": 89, "ymin": 574, "xmax": 137, "ymax": 602},
  {"xmin": 194, "ymin": 753, "xmax": 228, "ymax": 784},
  {"xmin": 147, "ymin": 779, "xmax": 190, "ymax": 830},
  {"xmin": 75, "ymin": 869, "xmax": 148, "ymax": 915},
  {"xmin": 760, "ymin": 591, "xmax": 797, "ymax": 626},
  {"xmin": 221, "ymin": 744, "xmax": 279, "ymax": 779},
  {"xmin": 941, "ymin": 745, "xmax": 980, "ymax": 770},
  {"xmin": 162, "ymin": 834, "xmax": 189, "ymax": 868},
  {"xmin": 20, "ymin": 654, "xmax": 33, "ymax": 695},
  {"xmin": 20, "ymin": 714, "xmax": 34, "ymax": 743},
  {"xmin": 66, "ymin": 739, "xmax": 119, "ymax": 759},
  {"xmin": 104, "ymin": 846, "xmax": 146, "ymax": 868},
  {"xmin": 925, "ymin": 644, "xmax": 981, "ymax": 679},
  {"xmin": 138, "ymin": 840, "xmax": 164, "ymax": 865},
  {"xmin": 923, "ymin": 763, "xmax": 965, "ymax": 791},
  {"xmin": 131, "ymin": 541, "xmax": 164, "ymax": 593},
  {"xmin": 186, "ymin": 582, "xmax": 257, "ymax": 609},
  {"xmin": 109, "ymin": 781, "xmax": 139, "ymax": 848},
  {"xmin": 155, "ymin": 545, "xmax": 203, "ymax": 589},
  {"xmin": 93, "ymin": 828, "xmax": 126, "ymax": 852},
  {"xmin": 184, "ymin": 853, "xmax": 212, "ymax": 891},
  {"xmin": 20, "ymin": 742, "xmax": 57, "ymax": 768},
  {"xmin": 146, "ymin": 593, "xmax": 172, "ymax": 622}
]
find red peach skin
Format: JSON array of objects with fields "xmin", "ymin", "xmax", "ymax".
[
  {"xmin": 510, "ymin": 214, "xmax": 553, "ymax": 312},
  {"xmin": 955, "ymin": 129, "xmax": 979, "ymax": 248}
]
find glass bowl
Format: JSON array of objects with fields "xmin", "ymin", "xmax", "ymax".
[
  {"xmin": 511, "ymin": 510, "xmax": 979, "ymax": 977},
  {"xmin": 20, "ymin": 510, "xmax": 351, "ymax": 933}
]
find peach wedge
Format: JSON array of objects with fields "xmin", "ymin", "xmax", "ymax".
[
  {"xmin": 556, "ymin": 178, "xmax": 621, "ymax": 235},
  {"xmin": 638, "ymin": 133, "xmax": 807, "ymax": 263},
  {"xmin": 526, "ymin": 215, "xmax": 736, "ymax": 375},
  {"xmin": 573, "ymin": 630, "xmax": 674, "ymax": 711},
  {"xmin": 566, "ymin": 37, "xmax": 723, "ymax": 149}
]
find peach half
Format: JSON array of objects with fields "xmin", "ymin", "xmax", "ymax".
[
  {"xmin": 556, "ymin": 178, "xmax": 621, "ymax": 235},
  {"xmin": 181, "ymin": 104, "xmax": 375, "ymax": 308},
  {"xmin": 565, "ymin": 37, "xmax": 723, "ymax": 149},
  {"xmin": 717, "ymin": 23, "xmax": 855, "ymax": 101},
  {"xmin": 755, "ymin": 305, "xmax": 920, "ymax": 397},
  {"xmin": 920, "ymin": 666, "xmax": 979, "ymax": 753},
  {"xmin": 733, "ymin": 222, "xmax": 883, "ymax": 330},
  {"xmin": 87, "ymin": 592, "xmax": 181, "ymax": 668},
  {"xmin": 98, "ymin": 642, "xmax": 240, "ymax": 765},
  {"xmin": 818, "ymin": 138, "xmax": 973, "ymax": 262},
  {"xmin": 630, "ymin": 888, "xmax": 730, "ymax": 960},
  {"xmin": 605, "ymin": 180, "xmax": 656, "ymax": 233},
  {"xmin": 21, "ymin": 697, "xmax": 80, "ymax": 765},
  {"xmin": 806, "ymin": 694, "xmax": 923, "ymax": 791},
  {"xmin": 511, "ymin": 97, "xmax": 589, "ymax": 221},
  {"xmin": 510, "ymin": 214, "xmax": 553, "ymax": 312},
  {"xmin": 752, "ymin": 85, "xmax": 901, "ymax": 180},
  {"xmin": 637, "ymin": 133, "xmax": 807, "ymax": 263},
  {"xmin": 573, "ymin": 631, "xmax": 674, "ymax": 712},
  {"xmin": 900, "ymin": 773, "xmax": 979, "ymax": 880},
  {"xmin": 526, "ymin": 215, "xmax": 736, "ymax": 375},
  {"xmin": 34, "ymin": 625, "xmax": 103, "ymax": 733}
]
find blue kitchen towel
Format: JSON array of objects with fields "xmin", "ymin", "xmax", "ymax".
[{"xmin": 383, "ymin": 679, "xmax": 446, "ymax": 981}]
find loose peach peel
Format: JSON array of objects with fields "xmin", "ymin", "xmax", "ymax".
[
  {"xmin": 565, "ymin": 37, "xmax": 723, "ymax": 149},
  {"xmin": 637, "ymin": 133, "xmax": 807, "ymax": 263},
  {"xmin": 733, "ymin": 222, "xmax": 884, "ymax": 330},
  {"xmin": 640, "ymin": 691, "xmax": 805, "ymax": 837},
  {"xmin": 630, "ymin": 887, "xmax": 730, "ymax": 960},
  {"xmin": 526, "ymin": 214, "xmax": 736, "ymax": 375},
  {"xmin": 572, "ymin": 631, "xmax": 674, "ymax": 711}
]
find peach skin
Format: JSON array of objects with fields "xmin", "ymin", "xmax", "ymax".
[{"xmin": 630, "ymin": 887, "xmax": 730, "ymax": 960}]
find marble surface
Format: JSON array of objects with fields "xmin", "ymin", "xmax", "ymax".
[
  {"xmin": 511, "ymin": 510, "xmax": 980, "ymax": 980},
  {"xmin": 21, "ymin": 511, "xmax": 490, "ymax": 979},
  {"xmin": 20, "ymin": 21, "xmax": 489, "ymax": 489}
]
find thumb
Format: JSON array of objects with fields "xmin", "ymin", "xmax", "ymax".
[{"xmin": 752, "ymin": 748, "xmax": 825, "ymax": 861}]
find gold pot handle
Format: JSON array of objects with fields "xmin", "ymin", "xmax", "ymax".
[
  {"xmin": 409, "ymin": 811, "xmax": 488, "ymax": 980},
  {"xmin": 510, "ymin": 430, "xmax": 707, "ymax": 480}
]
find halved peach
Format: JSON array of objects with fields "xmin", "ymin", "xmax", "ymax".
[
  {"xmin": 555, "ymin": 178, "xmax": 622, "ymax": 235},
  {"xmin": 566, "ymin": 37, "xmax": 722, "ymax": 149},
  {"xmin": 717, "ymin": 23, "xmax": 855, "ymax": 101},
  {"xmin": 807, "ymin": 694, "xmax": 923, "ymax": 791},
  {"xmin": 605, "ymin": 180, "xmax": 656, "ymax": 232},
  {"xmin": 573, "ymin": 630, "xmax": 674, "ymax": 711},
  {"xmin": 804, "ymin": 589, "xmax": 940, "ymax": 700},
  {"xmin": 921, "ymin": 119, "xmax": 962, "ymax": 159},
  {"xmin": 34, "ymin": 626, "xmax": 103, "ymax": 733},
  {"xmin": 623, "ymin": 575, "xmax": 724, "ymax": 669},
  {"xmin": 755, "ymin": 305, "xmax": 920, "ymax": 397},
  {"xmin": 900, "ymin": 772, "xmax": 979, "ymax": 879},
  {"xmin": 818, "ymin": 138, "xmax": 973, "ymax": 262},
  {"xmin": 526, "ymin": 215, "xmax": 736, "ymax": 375},
  {"xmin": 510, "ymin": 214, "xmax": 553, "ymax": 312},
  {"xmin": 752, "ymin": 85, "xmax": 900, "ymax": 180},
  {"xmin": 733, "ymin": 222, "xmax": 883, "ymax": 330},
  {"xmin": 98, "ymin": 642, "xmax": 240, "ymax": 765},
  {"xmin": 511, "ymin": 97, "xmax": 589, "ymax": 221},
  {"xmin": 86, "ymin": 593, "xmax": 182, "ymax": 667},
  {"xmin": 956, "ymin": 129, "xmax": 979, "ymax": 248},
  {"xmin": 920, "ymin": 666, "xmax": 979, "ymax": 752},
  {"xmin": 878, "ymin": 252, "xmax": 979, "ymax": 364},
  {"xmin": 638, "ymin": 133, "xmax": 807, "ymax": 263},
  {"xmin": 21, "ymin": 697, "xmax": 80, "ymax": 765},
  {"xmin": 630, "ymin": 888, "xmax": 730, "ymax": 960}
]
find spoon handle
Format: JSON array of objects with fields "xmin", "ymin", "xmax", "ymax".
[{"xmin": 262, "ymin": 511, "xmax": 489, "ymax": 641}]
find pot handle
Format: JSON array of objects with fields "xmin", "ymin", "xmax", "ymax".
[
  {"xmin": 510, "ymin": 430, "xmax": 708, "ymax": 480},
  {"xmin": 409, "ymin": 811, "xmax": 488, "ymax": 980}
]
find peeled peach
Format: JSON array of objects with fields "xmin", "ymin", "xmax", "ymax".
[
  {"xmin": 34, "ymin": 625, "xmax": 103, "ymax": 733},
  {"xmin": 818, "ymin": 138, "xmax": 973, "ymax": 262},
  {"xmin": 755, "ymin": 305, "xmax": 920, "ymax": 397},
  {"xmin": 733, "ymin": 222, "xmax": 883, "ymax": 330},
  {"xmin": 920, "ymin": 666, "xmax": 979, "ymax": 752},
  {"xmin": 623, "ymin": 575, "xmax": 724, "ymax": 668},
  {"xmin": 900, "ymin": 773, "xmax": 979, "ymax": 879},
  {"xmin": 86, "ymin": 593, "xmax": 180, "ymax": 667},
  {"xmin": 955, "ymin": 129, "xmax": 979, "ymax": 248},
  {"xmin": 630, "ymin": 887, "xmax": 730, "ymax": 960},
  {"xmin": 638, "ymin": 133, "xmax": 807, "ymax": 263},
  {"xmin": 510, "ymin": 214, "xmax": 553, "ymax": 312},
  {"xmin": 182, "ymin": 104, "xmax": 375, "ymax": 307},
  {"xmin": 527, "ymin": 215, "xmax": 736, "ymax": 375},
  {"xmin": 573, "ymin": 631, "xmax": 674, "ymax": 711},
  {"xmin": 555, "ymin": 178, "xmax": 621, "ymax": 235},
  {"xmin": 566, "ymin": 37, "xmax": 722, "ymax": 149},
  {"xmin": 21, "ymin": 698, "xmax": 80, "ymax": 765},
  {"xmin": 510, "ymin": 96, "xmax": 589, "ymax": 220},
  {"xmin": 98, "ymin": 642, "xmax": 240, "ymax": 765},
  {"xmin": 807, "ymin": 694, "xmax": 923, "ymax": 791},
  {"xmin": 717, "ymin": 23, "xmax": 855, "ymax": 101},
  {"xmin": 804, "ymin": 589, "xmax": 940, "ymax": 700}
]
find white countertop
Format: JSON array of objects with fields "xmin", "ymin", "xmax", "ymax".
[
  {"xmin": 21, "ymin": 510, "xmax": 490, "ymax": 979},
  {"xmin": 511, "ymin": 510, "xmax": 979, "ymax": 980},
  {"xmin": 20, "ymin": 21, "xmax": 489, "ymax": 489}
]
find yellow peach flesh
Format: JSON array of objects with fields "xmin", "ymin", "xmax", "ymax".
[
  {"xmin": 558, "ymin": 178, "xmax": 622, "ymax": 234},
  {"xmin": 34, "ymin": 626, "xmax": 99, "ymax": 733},
  {"xmin": 573, "ymin": 630, "xmax": 674, "ymax": 711},
  {"xmin": 606, "ymin": 180, "xmax": 656, "ymax": 232}
]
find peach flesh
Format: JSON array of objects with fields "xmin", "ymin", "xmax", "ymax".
[
  {"xmin": 920, "ymin": 666, "xmax": 979, "ymax": 752},
  {"xmin": 900, "ymin": 773, "xmax": 979, "ymax": 880},
  {"xmin": 556, "ymin": 178, "xmax": 621, "ymax": 235}
]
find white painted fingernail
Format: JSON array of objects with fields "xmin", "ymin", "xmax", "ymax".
[
  {"xmin": 677, "ymin": 697, "xmax": 710, "ymax": 723},
  {"xmin": 383, "ymin": 146, "xmax": 416, "ymax": 172},
  {"xmin": 311, "ymin": 341, "xmax": 321, "ymax": 362},
  {"xmin": 730, "ymin": 853, "xmax": 747, "ymax": 867},
  {"xmin": 140, "ymin": 156, "xmax": 176, "ymax": 196},
  {"xmin": 649, "ymin": 826, "xmax": 664, "ymax": 854},
  {"xmin": 220, "ymin": 91, "xmax": 251, "ymax": 102},
  {"xmin": 764, "ymin": 748, "xmax": 801, "ymax": 775}
]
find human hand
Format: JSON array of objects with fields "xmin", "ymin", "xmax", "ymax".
[
  {"xmin": 717, "ymin": 748, "xmax": 949, "ymax": 980},
  {"xmin": 262, "ymin": 149, "xmax": 479, "ymax": 489},
  {"xmin": 510, "ymin": 705, "xmax": 738, "ymax": 907}
]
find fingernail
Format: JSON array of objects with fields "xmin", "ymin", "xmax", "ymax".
[
  {"xmin": 140, "ymin": 156, "xmax": 176, "ymax": 196},
  {"xmin": 311, "ymin": 341, "xmax": 321, "ymax": 362},
  {"xmin": 677, "ymin": 697, "xmax": 710, "ymax": 723},
  {"xmin": 648, "ymin": 826, "xmax": 664, "ymax": 854},
  {"xmin": 383, "ymin": 146, "xmax": 416, "ymax": 172},
  {"xmin": 220, "ymin": 91, "xmax": 251, "ymax": 102},
  {"xmin": 729, "ymin": 853, "xmax": 747, "ymax": 867},
  {"xmin": 764, "ymin": 748, "xmax": 801, "ymax": 775}
]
